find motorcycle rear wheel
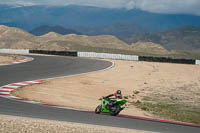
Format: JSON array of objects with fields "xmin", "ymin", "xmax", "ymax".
[{"xmin": 95, "ymin": 105, "xmax": 102, "ymax": 114}]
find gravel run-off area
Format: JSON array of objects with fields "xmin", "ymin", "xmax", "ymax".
[
  {"xmin": 0, "ymin": 114, "xmax": 151, "ymax": 133},
  {"xmin": 0, "ymin": 54, "xmax": 24, "ymax": 65}
]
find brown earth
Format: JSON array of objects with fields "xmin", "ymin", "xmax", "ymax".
[
  {"xmin": 0, "ymin": 115, "xmax": 151, "ymax": 133},
  {"xmin": 12, "ymin": 59, "xmax": 200, "ymax": 118},
  {"xmin": 0, "ymin": 54, "xmax": 24, "ymax": 65}
]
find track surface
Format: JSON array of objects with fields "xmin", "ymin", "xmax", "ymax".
[{"xmin": 0, "ymin": 55, "xmax": 199, "ymax": 133}]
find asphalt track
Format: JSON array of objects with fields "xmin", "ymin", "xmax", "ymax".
[{"xmin": 0, "ymin": 55, "xmax": 199, "ymax": 133}]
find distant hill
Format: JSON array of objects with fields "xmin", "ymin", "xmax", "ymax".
[
  {"xmin": 2, "ymin": 25, "xmax": 200, "ymax": 59},
  {"xmin": 0, "ymin": 25, "xmax": 35, "ymax": 49},
  {"xmin": 30, "ymin": 23, "xmax": 148, "ymax": 39},
  {"xmin": 124, "ymin": 25, "xmax": 200, "ymax": 51},
  {"xmin": 0, "ymin": 25, "xmax": 171, "ymax": 56},
  {"xmin": 0, "ymin": 25, "xmax": 130, "ymax": 51},
  {"xmin": 1, "ymin": 5, "xmax": 200, "ymax": 32},
  {"xmin": 29, "ymin": 25, "xmax": 81, "ymax": 36},
  {"xmin": 73, "ymin": 23, "xmax": 148, "ymax": 39}
]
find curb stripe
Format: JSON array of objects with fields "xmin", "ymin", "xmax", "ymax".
[
  {"xmin": 34, "ymin": 80, "xmax": 45, "ymax": 82},
  {"xmin": 3, "ymin": 85, "xmax": 19, "ymax": 88},
  {"xmin": 20, "ymin": 82, "xmax": 35, "ymax": 84},
  {"xmin": 2, "ymin": 87, "xmax": 15, "ymax": 89},
  {"xmin": 14, "ymin": 98, "xmax": 24, "ymax": 100},
  {"xmin": 0, "ymin": 91, "xmax": 10, "ymax": 94},
  {"xmin": 0, "ymin": 80, "xmax": 44, "ymax": 100},
  {"xmin": 29, "ymin": 80, "xmax": 44, "ymax": 83},
  {"xmin": 0, "ymin": 93, "xmax": 10, "ymax": 96},
  {"xmin": 1, "ymin": 57, "xmax": 34, "ymax": 66},
  {"xmin": 0, "ymin": 90, "xmax": 10, "ymax": 92},
  {"xmin": 0, "ymin": 89, "xmax": 12, "ymax": 91},
  {"xmin": 9, "ymin": 84, "xmax": 23, "ymax": 87},
  {"xmin": 12, "ymin": 62, "xmax": 21, "ymax": 63},
  {"xmin": 14, "ymin": 83, "xmax": 30, "ymax": 86},
  {"xmin": 119, "ymin": 114, "xmax": 200, "ymax": 127}
]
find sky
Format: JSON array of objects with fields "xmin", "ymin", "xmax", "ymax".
[{"xmin": 0, "ymin": 0, "xmax": 200, "ymax": 15}]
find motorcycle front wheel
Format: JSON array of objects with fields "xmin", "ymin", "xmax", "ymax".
[{"xmin": 110, "ymin": 105, "xmax": 121, "ymax": 116}]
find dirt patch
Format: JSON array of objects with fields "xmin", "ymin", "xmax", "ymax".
[
  {"xmin": 0, "ymin": 115, "xmax": 151, "ymax": 133},
  {"xmin": 12, "ymin": 60, "xmax": 200, "ymax": 120},
  {"xmin": 0, "ymin": 54, "xmax": 24, "ymax": 65}
]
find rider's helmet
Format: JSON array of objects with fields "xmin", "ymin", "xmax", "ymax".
[{"xmin": 114, "ymin": 90, "xmax": 122, "ymax": 99}]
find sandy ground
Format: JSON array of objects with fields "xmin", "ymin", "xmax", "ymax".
[
  {"xmin": 0, "ymin": 114, "xmax": 151, "ymax": 133},
  {"xmin": 12, "ymin": 59, "xmax": 200, "ymax": 118},
  {"xmin": 0, "ymin": 54, "xmax": 24, "ymax": 65}
]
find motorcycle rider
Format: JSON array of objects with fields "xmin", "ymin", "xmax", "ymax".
[
  {"xmin": 105, "ymin": 90, "xmax": 122, "ymax": 108},
  {"xmin": 105, "ymin": 90, "xmax": 122, "ymax": 99}
]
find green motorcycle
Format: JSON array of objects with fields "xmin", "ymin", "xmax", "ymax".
[{"xmin": 95, "ymin": 97, "xmax": 127, "ymax": 116}]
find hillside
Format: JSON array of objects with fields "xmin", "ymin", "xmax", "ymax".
[
  {"xmin": 131, "ymin": 42, "xmax": 169, "ymax": 55},
  {"xmin": 124, "ymin": 26, "xmax": 200, "ymax": 51},
  {"xmin": 0, "ymin": 25, "xmax": 36, "ymax": 49},
  {"xmin": 72, "ymin": 23, "xmax": 148, "ymax": 39},
  {"xmin": 0, "ymin": 25, "xmax": 171, "ymax": 56},
  {"xmin": 0, "ymin": 25, "xmax": 129, "ymax": 51},
  {"xmin": 30, "ymin": 25, "xmax": 81, "ymax": 36},
  {"xmin": 30, "ymin": 24, "xmax": 148, "ymax": 39},
  {"xmin": 2, "ymin": 25, "xmax": 200, "ymax": 59}
]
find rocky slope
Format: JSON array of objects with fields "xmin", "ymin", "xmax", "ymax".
[
  {"xmin": 131, "ymin": 42, "xmax": 169, "ymax": 55},
  {"xmin": 124, "ymin": 26, "xmax": 200, "ymax": 51}
]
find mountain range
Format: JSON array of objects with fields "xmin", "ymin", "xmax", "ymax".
[
  {"xmin": 0, "ymin": 25, "xmax": 129, "ymax": 51},
  {"xmin": 72, "ymin": 23, "xmax": 148, "ymax": 39},
  {"xmin": 29, "ymin": 24, "xmax": 200, "ymax": 51},
  {"xmin": 0, "ymin": 25, "xmax": 170, "ymax": 56},
  {"xmin": 1, "ymin": 25, "xmax": 200, "ymax": 59},
  {"xmin": 123, "ymin": 25, "xmax": 200, "ymax": 51},
  {"xmin": 1, "ymin": 5, "xmax": 200, "ymax": 32},
  {"xmin": 30, "ymin": 25, "xmax": 81, "ymax": 36},
  {"xmin": 29, "ymin": 24, "xmax": 147, "ymax": 38},
  {"xmin": 1, "ymin": 4, "xmax": 200, "ymax": 52}
]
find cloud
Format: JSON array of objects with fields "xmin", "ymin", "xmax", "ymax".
[
  {"xmin": 134, "ymin": 0, "xmax": 200, "ymax": 15},
  {"xmin": 0, "ymin": 0, "xmax": 200, "ymax": 15},
  {"xmin": 0, "ymin": 0, "xmax": 36, "ymax": 6}
]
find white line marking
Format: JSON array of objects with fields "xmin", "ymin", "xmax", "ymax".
[
  {"xmin": 12, "ymin": 62, "xmax": 21, "ymax": 63},
  {"xmin": 3, "ymin": 85, "xmax": 19, "ymax": 88},
  {"xmin": 0, "ymin": 92, "xmax": 10, "ymax": 94},
  {"xmin": 0, "ymin": 88, "xmax": 12, "ymax": 91},
  {"xmin": 25, "ymin": 101, "xmax": 41, "ymax": 104},
  {"xmin": 14, "ymin": 83, "xmax": 28, "ymax": 86},
  {"xmin": 25, "ymin": 81, "xmax": 41, "ymax": 84}
]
